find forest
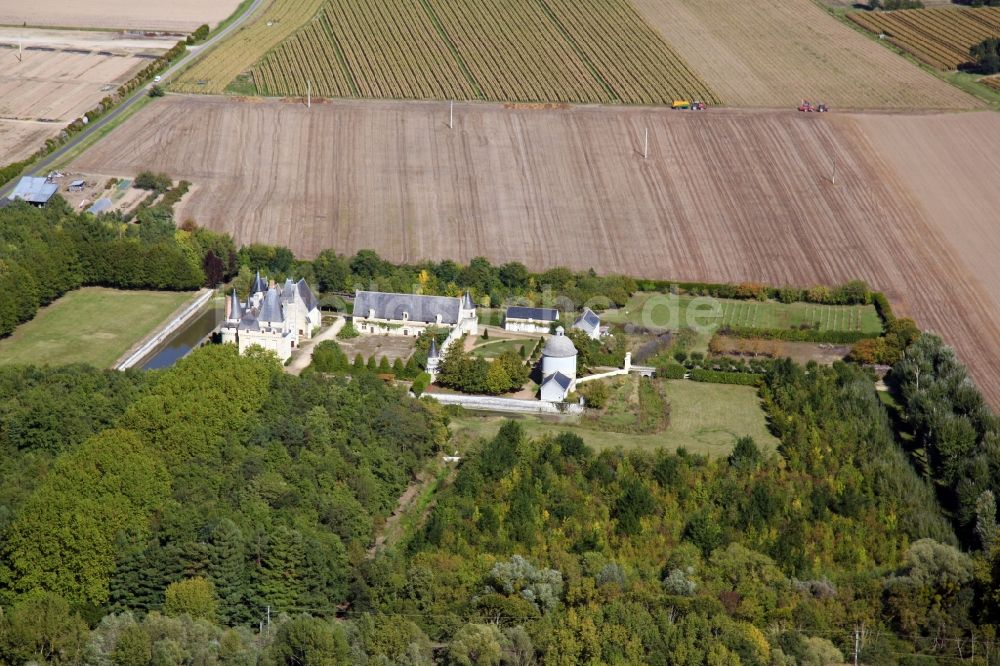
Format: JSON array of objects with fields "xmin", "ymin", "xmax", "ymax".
[
  {"xmin": 1, "ymin": 200, "xmax": 999, "ymax": 663},
  {"xmin": 0, "ymin": 333, "xmax": 997, "ymax": 663}
]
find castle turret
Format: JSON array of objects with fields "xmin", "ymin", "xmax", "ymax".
[
  {"xmin": 426, "ymin": 338, "xmax": 441, "ymax": 381},
  {"xmin": 227, "ymin": 289, "xmax": 243, "ymax": 323}
]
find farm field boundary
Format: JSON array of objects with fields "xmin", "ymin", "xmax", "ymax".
[
  {"xmin": 173, "ymin": 0, "xmax": 326, "ymax": 94},
  {"xmin": 66, "ymin": 96, "xmax": 1000, "ymax": 407}
]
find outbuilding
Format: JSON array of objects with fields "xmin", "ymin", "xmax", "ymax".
[
  {"xmin": 504, "ymin": 306, "xmax": 559, "ymax": 333},
  {"xmin": 8, "ymin": 176, "xmax": 58, "ymax": 206}
]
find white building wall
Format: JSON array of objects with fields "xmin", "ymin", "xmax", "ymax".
[
  {"xmin": 504, "ymin": 319, "xmax": 551, "ymax": 334},
  {"xmin": 542, "ymin": 353, "xmax": 577, "ymax": 379}
]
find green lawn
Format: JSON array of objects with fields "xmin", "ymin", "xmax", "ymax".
[
  {"xmin": 603, "ymin": 293, "xmax": 881, "ymax": 334},
  {"xmin": 0, "ymin": 287, "xmax": 197, "ymax": 368},
  {"xmin": 470, "ymin": 338, "xmax": 537, "ymax": 359},
  {"xmin": 448, "ymin": 379, "xmax": 778, "ymax": 457}
]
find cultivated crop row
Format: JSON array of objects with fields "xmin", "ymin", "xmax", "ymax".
[
  {"xmin": 174, "ymin": 0, "xmax": 326, "ymax": 93},
  {"xmin": 849, "ymin": 7, "xmax": 1000, "ymax": 70},
  {"xmin": 542, "ymin": 0, "xmax": 718, "ymax": 105},
  {"xmin": 249, "ymin": 0, "xmax": 718, "ymax": 105}
]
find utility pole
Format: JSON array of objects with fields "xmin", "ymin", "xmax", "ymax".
[
  {"xmin": 307, "ymin": 80, "xmax": 311, "ymax": 109},
  {"xmin": 17, "ymin": 42, "xmax": 22, "ymax": 63},
  {"xmin": 643, "ymin": 128, "xmax": 649, "ymax": 160},
  {"xmin": 449, "ymin": 100, "xmax": 454, "ymax": 129},
  {"xmin": 266, "ymin": 605, "xmax": 271, "ymax": 634},
  {"xmin": 853, "ymin": 626, "xmax": 860, "ymax": 666},
  {"xmin": 830, "ymin": 154, "xmax": 837, "ymax": 185}
]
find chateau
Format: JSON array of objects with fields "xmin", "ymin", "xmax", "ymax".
[{"xmin": 221, "ymin": 272, "xmax": 321, "ymax": 362}]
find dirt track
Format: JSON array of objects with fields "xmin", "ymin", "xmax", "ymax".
[{"xmin": 70, "ymin": 96, "xmax": 1000, "ymax": 405}]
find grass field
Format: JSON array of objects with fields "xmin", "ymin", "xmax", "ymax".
[
  {"xmin": 602, "ymin": 293, "xmax": 882, "ymax": 334},
  {"xmin": 849, "ymin": 7, "xmax": 1000, "ymax": 70},
  {"xmin": 250, "ymin": 0, "xmax": 717, "ymax": 104},
  {"xmin": 173, "ymin": 0, "xmax": 326, "ymax": 94},
  {"xmin": 470, "ymin": 338, "xmax": 536, "ymax": 359},
  {"xmin": 448, "ymin": 379, "xmax": 778, "ymax": 456},
  {"xmin": 0, "ymin": 288, "xmax": 195, "ymax": 368}
]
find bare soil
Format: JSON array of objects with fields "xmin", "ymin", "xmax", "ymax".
[
  {"xmin": 69, "ymin": 96, "xmax": 1000, "ymax": 406},
  {"xmin": 630, "ymin": 0, "xmax": 979, "ymax": 109},
  {"xmin": 0, "ymin": 45, "xmax": 155, "ymax": 161},
  {"xmin": 0, "ymin": 0, "xmax": 242, "ymax": 32},
  {"xmin": 336, "ymin": 334, "xmax": 416, "ymax": 364}
]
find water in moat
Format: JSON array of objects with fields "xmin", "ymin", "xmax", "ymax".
[{"xmin": 138, "ymin": 302, "xmax": 223, "ymax": 370}]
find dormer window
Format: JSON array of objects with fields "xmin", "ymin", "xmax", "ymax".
[
  {"xmin": 402, "ymin": 311, "xmax": 409, "ymax": 321},
  {"xmin": 369, "ymin": 308, "xmax": 376, "ymax": 319}
]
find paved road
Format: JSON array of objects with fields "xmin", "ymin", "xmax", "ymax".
[{"xmin": 0, "ymin": 0, "xmax": 266, "ymax": 199}]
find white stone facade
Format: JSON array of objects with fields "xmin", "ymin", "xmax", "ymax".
[{"xmin": 221, "ymin": 273, "xmax": 321, "ymax": 363}]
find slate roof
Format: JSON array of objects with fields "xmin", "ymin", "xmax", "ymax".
[
  {"xmin": 281, "ymin": 278, "xmax": 296, "ymax": 302},
  {"xmin": 506, "ymin": 306, "xmax": 559, "ymax": 322},
  {"xmin": 258, "ymin": 287, "xmax": 284, "ymax": 324},
  {"xmin": 573, "ymin": 308, "xmax": 601, "ymax": 336},
  {"xmin": 542, "ymin": 371, "xmax": 573, "ymax": 391},
  {"xmin": 542, "ymin": 328, "xmax": 577, "ymax": 358},
  {"xmin": 463, "ymin": 291, "xmax": 474, "ymax": 310},
  {"xmin": 297, "ymin": 279, "xmax": 318, "ymax": 311},
  {"xmin": 229, "ymin": 289, "xmax": 243, "ymax": 320},
  {"xmin": 251, "ymin": 271, "xmax": 268, "ymax": 295},
  {"xmin": 237, "ymin": 313, "xmax": 260, "ymax": 332},
  {"xmin": 9, "ymin": 177, "xmax": 58, "ymax": 204},
  {"xmin": 354, "ymin": 291, "xmax": 461, "ymax": 325}
]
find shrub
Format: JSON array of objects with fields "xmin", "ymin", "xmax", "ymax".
[
  {"xmin": 134, "ymin": 171, "xmax": 172, "ymax": 192},
  {"xmin": 577, "ymin": 380, "xmax": 609, "ymax": 409},
  {"xmin": 657, "ymin": 364, "xmax": 687, "ymax": 380},
  {"xmin": 337, "ymin": 322, "xmax": 360, "ymax": 339},
  {"xmin": 690, "ymin": 369, "xmax": 761, "ymax": 386},
  {"xmin": 412, "ymin": 372, "xmax": 431, "ymax": 396},
  {"xmin": 148, "ymin": 85, "xmax": 165, "ymax": 98}
]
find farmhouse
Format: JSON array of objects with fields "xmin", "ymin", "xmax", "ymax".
[
  {"xmin": 572, "ymin": 308, "xmax": 603, "ymax": 340},
  {"xmin": 353, "ymin": 290, "xmax": 478, "ymax": 338},
  {"xmin": 504, "ymin": 306, "xmax": 559, "ymax": 334},
  {"xmin": 539, "ymin": 327, "xmax": 578, "ymax": 402},
  {"xmin": 221, "ymin": 272, "xmax": 321, "ymax": 362},
  {"xmin": 8, "ymin": 176, "xmax": 58, "ymax": 206}
]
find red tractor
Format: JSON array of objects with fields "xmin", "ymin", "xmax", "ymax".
[{"xmin": 798, "ymin": 100, "xmax": 815, "ymax": 112}]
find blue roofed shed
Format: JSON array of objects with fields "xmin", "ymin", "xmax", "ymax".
[{"xmin": 9, "ymin": 177, "xmax": 58, "ymax": 206}]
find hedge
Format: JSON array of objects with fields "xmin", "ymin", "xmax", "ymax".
[
  {"xmin": 872, "ymin": 292, "xmax": 894, "ymax": 325},
  {"xmin": 720, "ymin": 326, "xmax": 870, "ymax": 344},
  {"xmin": 656, "ymin": 364, "xmax": 687, "ymax": 379},
  {"xmin": 690, "ymin": 369, "xmax": 762, "ymax": 386}
]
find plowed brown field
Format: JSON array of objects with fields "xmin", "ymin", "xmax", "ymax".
[
  {"xmin": 630, "ymin": 0, "xmax": 980, "ymax": 109},
  {"xmin": 0, "ymin": 48, "xmax": 152, "ymax": 161},
  {"xmin": 70, "ymin": 96, "xmax": 1000, "ymax": 405},
  {"xmin": 0, "ymin": 0, "xmax": 242, "ymax": 32}
]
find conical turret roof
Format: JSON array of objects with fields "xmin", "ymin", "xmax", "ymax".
[
  {"xmin": 229, "ymin": 289, "xmax": 243, "ymax": 320},
  {"xmin": 258, "ymin": 287, "xmax": 284, "ymax": 324},
  {"xmin": 251, "ymin": 270, "xmax": 268, "ymax": 295}
]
